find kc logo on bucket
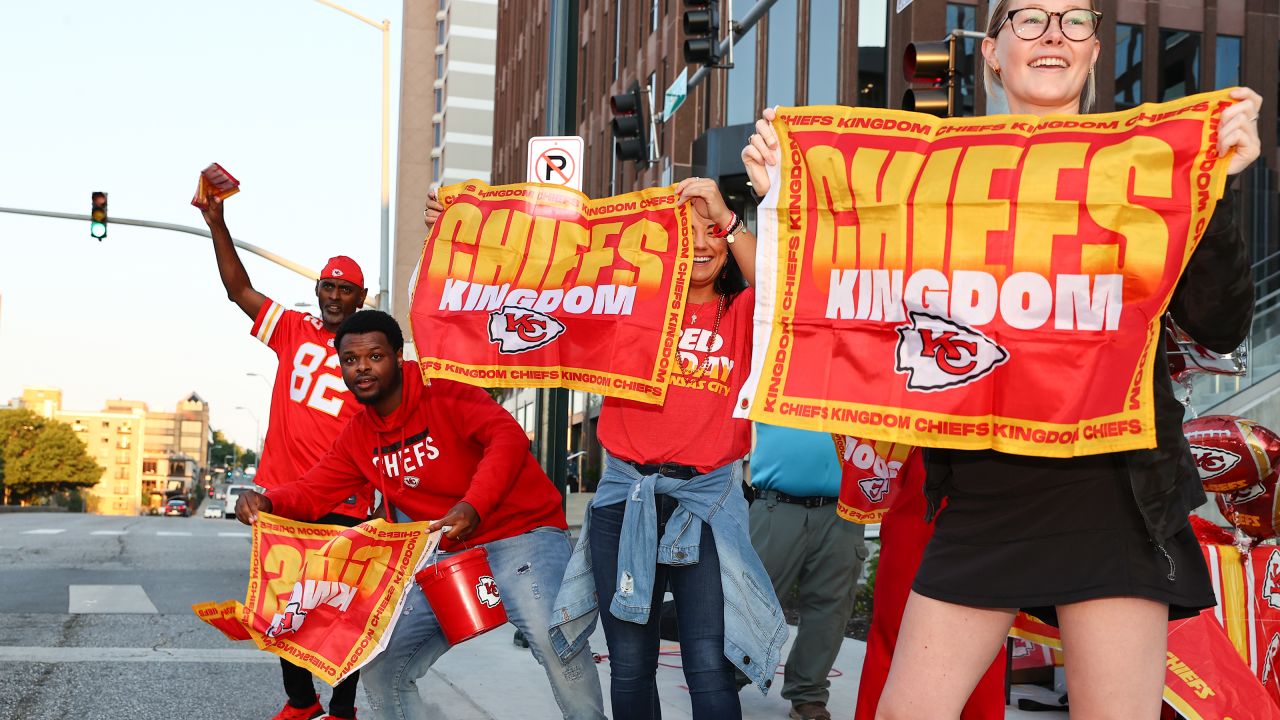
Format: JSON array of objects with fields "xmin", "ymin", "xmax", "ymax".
[
  {"xmin": 487, "ymin": 305, "xmax": 566, "ymax": 354},
  {"xmin": 475, "ymin": 575, "xmax": 502, "ymax": 608},
  {"xmin": 1190, "ymin": 445, "xmax": 1242, "ymax": 481},
  {"xmin": 895, "ymin": 312, "xmax": 1009, "ymax": 392}
]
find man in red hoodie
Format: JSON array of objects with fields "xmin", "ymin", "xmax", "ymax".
[{"xmin": 235, "ymin": 310, "xmax": 606, "ymax": 720}]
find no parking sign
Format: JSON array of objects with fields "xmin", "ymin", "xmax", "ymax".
[{"xmin": 527, "ymin": 136, "xmax": 584, "ymax": 191}]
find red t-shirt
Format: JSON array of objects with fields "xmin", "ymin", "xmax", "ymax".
[
  {"xmin": 265, "ymin": 363, "xmax": 566, "ymax": 551},
  {"xmin": 251, "ymin": 299, "xmax": 373, "ymax": 519},
  {"xmin": 596, "ymin": 287, "xmax": 755, "ymax": 472}
]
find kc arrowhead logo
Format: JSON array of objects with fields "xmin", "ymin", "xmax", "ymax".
[
  {"xmin": 858, "ymin": 476, "xmax": 891, "ymax": 504},
  {"xmin": 487, "ymin": 305, "xmax": 566, "ymax": 354},
  {"xmin": 475, "ymin": 575, "xmax": 502, "ymax": 608},
  {"xmin": 895, "ymin": 311, "xmax": 1009, "ymax": 392},
  {"xmin": 1189, "ymin": 445, "xmax": 1242, "ymax": 481},
  {"xmin": 1264, "ymin": 550, "xmax": 1280, "ymax": 610}
]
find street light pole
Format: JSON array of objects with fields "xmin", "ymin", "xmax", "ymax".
[
  {"xmin": 314, "ymin": 0, "xmax": 392, "ymax": 314},
  {"xmin": 234, "ymin": 406, "xmax": 261, "ymax": 468}
]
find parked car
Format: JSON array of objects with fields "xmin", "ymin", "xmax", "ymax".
[
  {"xmin": 164, "ymin": 499, "xmax": 190, "ymax": 517},
  {"xmin": 202, "ymin": 501, "xmax": 225, "ymax": 519}
]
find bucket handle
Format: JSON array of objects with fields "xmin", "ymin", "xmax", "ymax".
[{"xmin": 423, "ymin": 525, "xmax": 476, "ymax": 578}]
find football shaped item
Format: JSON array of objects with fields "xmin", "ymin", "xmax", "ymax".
[
  {"xmin": 1183, "ymin": 415, "xmax": 1280, "ymax": 493},
  {"xmin": 1215, "ymin": 469, "xmax": 1278, "ymax": 541},
  {"xmin": 1165, "ymin": 319, "xmax": 1246, "ymax": 384}
]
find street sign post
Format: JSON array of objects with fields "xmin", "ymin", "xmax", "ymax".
[
  {"xmin": 663, "ymin": 67, "xmax": 688, "ymax": 122},
  {"xmin": 526, "ymin": 136, "xmax": 585, "ymax": 191}
]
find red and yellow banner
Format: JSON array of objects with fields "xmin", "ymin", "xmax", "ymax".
[
  {"xmin": 736, "ymin": 90, "xmax": 1236, "ymax": 456},
  {"xmin": 193, "ymin": 514, "xmax": 439, "ymax": 685},
  {"xmin": 410, "ymin": 181, "xmax": 693, "ymax": 404},
  {"xmin": 833, "ymin": 434, "xmax": 914, "ymax": 524}
]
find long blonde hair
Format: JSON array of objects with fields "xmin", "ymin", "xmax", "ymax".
[{"xmin": 983, "ymin": 0, "xmax": 1097, "ymax": 113}]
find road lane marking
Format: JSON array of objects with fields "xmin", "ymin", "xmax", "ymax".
[
  {"xmin": 0, "ymin": 646, "xmax": 274, "ymax": 664},
  {"xmin": 90, "ymin": 530, "xmax": 127, "ymax": 536},
  {"xmin": 217, "ymin": 532, "xmax": 251, "ymax": 538},
  {"xmin": 155, "ymin": 531, "xmax": 192, "ymax": 537},
  {"xmin": 69, "ymin": 585, "xmax": 158, "ymax": 614},
  {"xmin": 21, "ymin": 529, "xmax": 65, "ymax": 535}
]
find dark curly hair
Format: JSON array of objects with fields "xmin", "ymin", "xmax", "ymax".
[{"xmin": 335, "ymin": 310, "xmax": 405, "ymax": 353}]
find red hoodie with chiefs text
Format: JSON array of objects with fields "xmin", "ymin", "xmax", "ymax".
[{"xmin": 265, "ymin": 363, "xmax": 566, "ymax": 550}]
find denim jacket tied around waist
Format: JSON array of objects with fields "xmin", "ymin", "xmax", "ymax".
[{"xmin": 548, "ymin": 453, "xmax": 786, "ymax": 693}]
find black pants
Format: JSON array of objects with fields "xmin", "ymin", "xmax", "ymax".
[{"xmin": 282, "ymin": 512, "xmax": 364, "ymax": 718}]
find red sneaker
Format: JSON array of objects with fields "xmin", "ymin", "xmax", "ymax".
[{"xmin": 272, "ymin": 697, "xmax": 323, "ymax": 720}]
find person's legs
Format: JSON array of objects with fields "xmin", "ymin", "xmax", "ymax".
[
  {"xmin": 786, "ymin": 505, "xmax": 864, "ymax": 710},
  {"xmin": 1056, "ymin": 596, "xmax": 1168, "ymax": 720},
  {"xmin": 359, "ymin": 580, "xmax": 451, "ymax": 720},
  {"xmin": 325, "ymin": 670, "xmax": 360, "ymax": 719},
  {"xmin": 874, "ymin": 592, "xmax": 1014, "ymax": 720},
  {"xmin": 669, "ymin": 520, "xmax": 741, "ymax": 720},
  {"xmin": 279, "ymin": 658, "xmax": 322, "ymax": 714},
  {"xmin": 590, "ymin": 500, "xmax": 665, "ymax": 720},
  {"xmin": 485, "ymin": 527, "xmax": 606, "ymax": 720}
]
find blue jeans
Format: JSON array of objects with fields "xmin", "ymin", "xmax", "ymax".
[
  {"xmin": 590, "ymin": 497, "xmax": 742, "ymax": 720},
  {"xmin": 362, "ymin": 527, "xmax": 606, "ymax": 720}
]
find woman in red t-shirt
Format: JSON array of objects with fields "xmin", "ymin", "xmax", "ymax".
[{"xmin": 589, "ymin": 177, "xmax": 769, "ymax": 720}]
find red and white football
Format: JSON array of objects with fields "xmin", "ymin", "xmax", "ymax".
[
  {"xmin": 1214, "ymin": 469, "xmax": 1278, "ymax": 541},
  {"xmin": 1183, "ymin": 415, "xmax": 1280, "ymax": 493}
]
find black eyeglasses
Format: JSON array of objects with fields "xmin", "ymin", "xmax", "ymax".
[{"xmin": 992, "ymin": 8, "xmax": 1103, "ymax": 42}]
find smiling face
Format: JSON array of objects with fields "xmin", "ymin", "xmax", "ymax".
[
  {"xmin": 689, "ymin": 207, "xmax": 730, "ymax": 299},
  {"xmin": 982, "ymin": 0, "xmax": 1100, "ymax": 116},
  {"xmin": 316, "ymin": 278, "xmax": 368, "ymax": 332}
]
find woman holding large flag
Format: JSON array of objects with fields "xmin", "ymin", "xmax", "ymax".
[
  {"xmin": 743, "ymin": 1, "xmax": 1262, "ymax": 717},
  {"xmin": 425, "ymin": 180, "xmax": 786, "ymax": 719}
]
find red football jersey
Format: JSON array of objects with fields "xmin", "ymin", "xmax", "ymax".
[{"xmin": 250, "ymin": 299, "xmax": 372, "ymax": 519}]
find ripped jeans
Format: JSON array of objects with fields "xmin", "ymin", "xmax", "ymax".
[{"xmin": 362, "ymin": 527, "xmax": 606, "ymax": 720}]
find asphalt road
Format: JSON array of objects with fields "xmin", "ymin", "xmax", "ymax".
[{"xmin": 0, "ymin": 507, "xmax": 356, "ymax": 720}]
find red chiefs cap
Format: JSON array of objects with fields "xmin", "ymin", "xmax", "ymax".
[{"xmin": 321, "ymin": 256, "xmax": 365, "ymax": 288}]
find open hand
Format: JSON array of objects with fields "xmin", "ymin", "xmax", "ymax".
[{"xmin": 741, "ymin": 106, "xmax": 780, "ymax": 197}]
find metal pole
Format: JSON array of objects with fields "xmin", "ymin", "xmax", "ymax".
[
  {"xmin": 0, "ymin": 206, "xmax": 376, "ymax": 307},
  {"xmin": 688, "ymin": 0, "xmax": 781, "ymax": 90},
  {"xmin": 380, "ymin": 19, "xmax": 391, "ymax": 314}
]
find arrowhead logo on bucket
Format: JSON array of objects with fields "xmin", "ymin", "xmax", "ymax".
[
  {"xmin": 1264, "ymin": 550, "xmax": 1280, "ymax": 610},
  {"xmin": 1190, "ymin": 445, "xmax": 1243, "ymax": 482},
  {"xmin": 475, "ymin": 575, "xmax": 502, "ymax": 608},
  {"xmin": 894, "ymin": 312, "xmax": 1009, "ymax": 392},
  {"xmin": 487, "ymin": 305, "xmax": 566, "ymax": 354}
]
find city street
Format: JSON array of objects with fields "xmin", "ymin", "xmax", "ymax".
[{"xmin": 0, "ymin": 505, "xmax": 1066, "ymax": 720}]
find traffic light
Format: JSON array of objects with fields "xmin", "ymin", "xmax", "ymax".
[
  {"xmin": 903, "ymin": 40, "xmax": 955, "ymax": 117},
  {"xmin": 682, "ymin": 0, "xmax": 721, "ymax": 66},
  {"xmin": 610, "ymin": 84, "xmax": 649, "ymax": 164},
  {"xmin": 90, "ymin": 192, "xmax": 108, "ymax": 241}
]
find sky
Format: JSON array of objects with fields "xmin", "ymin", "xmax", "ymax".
[{"xmin": 0, "ymin": 0, "xmax": 403, "ymax": 452}]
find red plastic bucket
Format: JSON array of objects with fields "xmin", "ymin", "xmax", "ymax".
[{"xmin": 415, "ymin": 547, "xmax": 508, "ymax": 644}]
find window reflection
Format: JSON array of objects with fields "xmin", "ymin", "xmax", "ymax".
[
  {"xmin": 808, "ymin": 0, "xmax": 840, "ymax": 105},
  {"xmin": 766, "ymin": 0, "xmax": 798, "ymax": 108},
  {"xmin": 1159, "ymin": 29, "xmax": 1201, "ymax": 101},
  {"xmin": 1115, "ymin": 24, "xmax": 1144, "ymax": 109}
]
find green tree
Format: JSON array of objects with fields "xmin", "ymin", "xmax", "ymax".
[
  {"xmin": 209, "ymin": 429, "xmax": 256, "ymax": 471},
  {"xmin": 0, "ymin": 409, "xmax": 103, "ymax": 505}
]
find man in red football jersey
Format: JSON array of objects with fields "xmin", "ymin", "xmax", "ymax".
[
  {"xmin": 201, "ymin": 193, "xmax": 373, "ymax": 720},
  {"xmin": 234, "ymin": 310, "xmax": 606, "ymax": 720}
]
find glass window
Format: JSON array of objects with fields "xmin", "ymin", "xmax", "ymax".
[
  {"xmin": 1115, "ymin": 24, "xmax": 1143, "ymax": 109},
  {"xmin": 807, "ymin": 0, "xmax": 840, "ymax": 105},
  {"xmin": 726, "ymin": 3, "xmax": 757, "ymax": 125},
  {"xmin": 432, "ymin": 157, "xmax": 441, "ymax": 182},
  {"xmin": 613, "ymin": 0, "xmax": 622, "ymax": 81},
  {"xmin": 436, "ymin": 20, "xmax": 445, "ymax": 46},
  {"xmin": 858, "ymin": 0, "xmax": 887, "ymax": 108},
  {"xmin": 434, "ymin": 88, "xmax": 443, "ymax": 113},
  {"xmin": 1215, "ymin": 35, "xmax": 1241, "ymax": 89},
  {"xmin": 765, "ymin": 0, "xmax": 798, "ymax": 108},
  {"xmin": 434, "ymin": 122, "xmax": 442, "ymax": 147},
  {"xmin": 651, "ymin": 0, "xmax": 659, "ymax": 32},
  {"xmin": 946, "ymin": 4, "xmax": 978, "ymax": 116},
  {"xmin": 1159, "ymin": 29, "xmax": 1201, "ymax": 101}
]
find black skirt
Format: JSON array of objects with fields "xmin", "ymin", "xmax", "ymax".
[{"xmin": 913, "ymin": 450, "xmax": 1217, "ymax": 626}]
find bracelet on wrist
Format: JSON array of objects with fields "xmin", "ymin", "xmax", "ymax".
[{"xmin": 710, "ymin": 212, "xmax": 742, "ymax": 240}]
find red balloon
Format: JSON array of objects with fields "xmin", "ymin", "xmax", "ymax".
[
  {"xmin": 1183, "ymin": 415, "xmax": 1280, "ymax": 493},
  {"xmin": 1214, "ymin": 469, "xmax": 1278, "ymax": 541}
]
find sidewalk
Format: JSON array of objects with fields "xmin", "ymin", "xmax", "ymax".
[{"xmin": 389, "ymin": 622, "xmax": 1066, "ymax": 719}]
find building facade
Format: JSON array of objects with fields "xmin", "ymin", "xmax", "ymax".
[
  {"xmin": 22, "ymin": 391, "xmax": 211, "ymax": 515},
  {"xmin": 393, "ymin": 0, "xmax": 500, "ymax": 334}
]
